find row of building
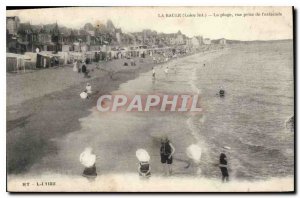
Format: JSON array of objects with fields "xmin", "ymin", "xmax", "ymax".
[
  {"xmin": 7, "ymin": 16, "xmax": 226, "ymax": 54},
  {"xmin": 6, "ymin": 16, "xmax": 226, "ymax": 72}
]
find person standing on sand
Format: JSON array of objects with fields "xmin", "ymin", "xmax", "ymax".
[
  {"xmin": 152, "ymin": 67, "xmax": 156, "ymax": 78},
  {"xmin": 160, "ymin": 137, "xmax": 175, "ymax": 175},
  {"xmin": 80, "ymin": 147, "xmax": 97, "ymax": 182},
  {"xmin": 82, "ymin": 64, "xmax": 89, "ymax": 78},
  {"xmin": 136, "ymin": 149, "xmax": 151, "ymax": 179},
  {"xmin": 153, "ymin": 57, "xmax": 156, "ymax": 64},
  {"xmin": 86, "ymin": 83, "xmax": 92, "ymax": 94},
  {"xmin": 219, "ymin": 152, "xmax": 229, "ymax": 182},
  {"xmin": 78, "ymin": 61, "xmax": 82, "ymax": 73},
  {"xmin": 80, "ymin": 90, "xmax": 89, "ymax": 100},
  {"xmin": 164, "ymin": 67, "xmax": 169, "ymax": 77},
  {"xmin": 73, "ymin": 60, "xmax": 78, "ymax": 72},
  {"xmin": 138, "ymin": 161, "xmax": 151, "ymax": 178}
]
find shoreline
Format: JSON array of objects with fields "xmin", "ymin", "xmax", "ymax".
[{"xmin": 6, "ymin": 41, "xmax": 294, "ymax": 192}]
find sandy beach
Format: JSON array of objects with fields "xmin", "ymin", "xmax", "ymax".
[
  {"xmin": 7, "ymin": 55, "xmax": 157, "ymax": 173},
  {"xmin": 7, "ymin": 50, "xmax": 215, "ymax": 175},
  {"xmin": 7, "ymin": 174, "xmax": 293, "ymax": 192}
]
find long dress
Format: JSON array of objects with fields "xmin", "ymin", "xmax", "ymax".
[{"xmin": 73, "ymin": 62, "xmax": 78, "ymax": 72}]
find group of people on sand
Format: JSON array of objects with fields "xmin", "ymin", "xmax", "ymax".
[
  {"xmin": 137, "ymin": 138, "xmax": 230, "ymax": 182},
  {"xmin": 77, "ymin": 57, "xmax": 230, "ymax": 182},
  {"xmin": 73, "ymin": 60, "xmax": 89, "ymax": 78},
  {"xmin": 137, "ymin": 137, "xmax": 176, "ymax": 178},
  {"xmin": 123, "ymin": 58, "xmax": 136, "ymax": 66},
  {"xmin": 79, "ymin": 137, "xmax": 230, "ymax": 183},
  {"xmin": 152, "ymin": 65, "xmax": 177, "ymax": 79}
]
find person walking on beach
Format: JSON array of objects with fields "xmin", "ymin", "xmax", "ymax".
[
  {"xmin": 136, "ymin": 149, "xmax": 151, "ymax": 179},
  {"xmin": 73, "ymin": 60, "xmax": 78, "ymax": 72},
  {"xmin": 82, "ymin": 63, "xmax": 87, "ymax": 76},
  {"xmin": 219, "ymin": 152, "xmax": 229, "ymax": 182},
  {"xmin": 152, "ymin": 67, "xmax": 156, "ymax": 78},
  {"xmin": 86, "ymin": 83, "xmax": 92, "ymax": 94},
  {"xmin": 164, "ymin": 67, "xmax": 169, "ymax": 77},
  {"xmin": 82, "ymin": 63, "xmax": 90, "ymax": 78},
  {"xmin": 138, "ymin": 161, "xmax": 151, "ymax": 178},
  {"xmin": 160, "ymin": 137, "xmax": 175, "ymax": 176},
  {"xmin": 80, "ymin": 90, "xmax": 89, "ymax": 100},
  {"xmin": 219, "ymin": 86, "xmax": 225, "ymax": 97},
  {"xmin": 80, "ymin": 147, "xmax": 97, "ymax": 182}
]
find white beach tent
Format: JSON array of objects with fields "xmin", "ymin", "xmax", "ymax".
[{"xmin": 6, "ymin": 53, "xmax": 30, "ymax": 72}]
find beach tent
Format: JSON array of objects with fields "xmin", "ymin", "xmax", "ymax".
[
  {"xmin": 23, "ymin": 52, "xmax": 38, "ymax": 70},
  {"xmin": 24, "ymin": 52, "xmax": 37, "ymax": 62},
  {"xmin": 68, "ymin": 52, "xmax": 85, "ymax": 63},
  {"xmin": 36, "ymin": 52, "xmax": 60, "ymax": 68},
  {"xmin": 6, "ymin": 53, "xmax": 28, "ymax": 72},
  {"xmin": 62, "ymin": 45, "xmax": 70, "ymax": 52},
  {"xmin": 36, "ymin": 53, "xmax": 51, "ymax": 68},
  {"xmin": 58, "ymin": 51, "xmax": 69, "ymax": 65},
  {"xmin": 85, "ymin": 51, "xmax": 96, "ymax": 63}
]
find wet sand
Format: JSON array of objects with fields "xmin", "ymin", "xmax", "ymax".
[
  {"xmin": 7, "ymin": 56, "xmax": 158, "ymax": 174},
  {"xmin": 7, "ymin": 52, "xmax": 212, "ymax": 174}
]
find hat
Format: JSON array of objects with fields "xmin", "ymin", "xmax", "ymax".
[{"xmin": 136, "ymin": 149, "xmax": 150, "ymax": 162}]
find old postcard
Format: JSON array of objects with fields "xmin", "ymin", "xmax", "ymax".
[{"xmin": 6, "ymin": 6, "xmax": 294, "ymax": 192}]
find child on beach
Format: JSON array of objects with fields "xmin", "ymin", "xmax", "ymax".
[
  {"xmin": 73, "ymin": 61, "xmax": 78, "ymax": 72},
  {"xmin": 80, "ymin": 147, "xmax": 97, "ymax": 181},
  {"xmin": 80, "ymin": 90, "xmax": 89, "ymax": 100},
  {"xmin": 136, "ymin": 149, "xmax": 151, "ymax": 179},
  {"xmin": 86, "ymin": 83, "xmax": 92, "ymax": 94},
  {"xmin": 138, "ymin": 161, "xmax": 151, "ymax": 178}
]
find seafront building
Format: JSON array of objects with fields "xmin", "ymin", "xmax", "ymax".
[{"xmin": 6, "ymin": 16, "xmax": 226, "ymax": 72}]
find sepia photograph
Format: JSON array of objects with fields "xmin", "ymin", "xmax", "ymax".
[{"xmin": 6, "ymin": 6, "xmax": 294, "ymax": 192}]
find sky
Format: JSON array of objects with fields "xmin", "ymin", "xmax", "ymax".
[{"xmin": 6, "ymin": 7, "xmax": 293, "ymax": 41}]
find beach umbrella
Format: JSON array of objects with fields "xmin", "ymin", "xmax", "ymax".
[
  {"xmin": 79, "ymin": 147, "xmax": 96, "ymax": 168},
  {"xmin": 136, "ymin": 149, "xmax": 150, "ymax": 162},
  {"xmin": 186, "ymin": 144, "xmax": 202, "ymax": 164}
]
